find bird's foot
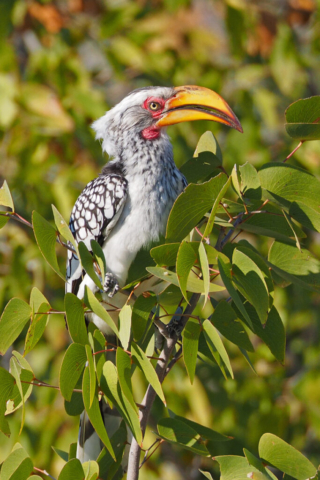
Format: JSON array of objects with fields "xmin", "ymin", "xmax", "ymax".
[{"xmin": 103, "ymin": 273, "xmax": 119, "ymax": 298}]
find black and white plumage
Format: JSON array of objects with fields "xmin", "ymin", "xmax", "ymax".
[{"xmin": 65, "ymin": 85, "xmax": 242, "ymax": 464}]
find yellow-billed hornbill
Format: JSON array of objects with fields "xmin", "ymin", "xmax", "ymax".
[{"xmin": 65, "ymin": 85, "xmax": 242, "ymax": 462}]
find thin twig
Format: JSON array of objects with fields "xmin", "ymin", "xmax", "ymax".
[
  {"xmin": 284, "ymin": 140, "xmax": 304, "ymax": 162},
  {"xmin": 139, "ymin": 439, "xmax": 163, "ymax": 468},
  {"xmin": 33, "ymin": 467, "xmax": 56, "ymax": 480},
  {"xmin": 20, "ymin": 380, "xmax": 82, "ymax": 393}
]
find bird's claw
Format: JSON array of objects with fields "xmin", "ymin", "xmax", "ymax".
[{"xmin": 103, "ymin": 273, "xmax": 119, "ymax": 298}]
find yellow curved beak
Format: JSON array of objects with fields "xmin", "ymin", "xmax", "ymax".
[{"xmin": 156, "ymin": 85, "xmax": 243, "ymax": 132}]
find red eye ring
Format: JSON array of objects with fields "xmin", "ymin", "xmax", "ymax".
[{"xmin": 143, "ymin": 97, "xmax": 165, "ymax": 115}]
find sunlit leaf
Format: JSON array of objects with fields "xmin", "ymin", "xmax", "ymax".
[
  {"xmin": 259, "ymin": 433, "xmax": 317, "ymax": 480},
  {"xmin": 119, "ymin": 304, "xmax": 132, "ymax": 351},
  {"xmin": 59, "ymin": 343, "xmax": 87, "ymax": 402},
  {"xmin": 0, "ymin": 180, "xmax": 14, "ymax": 210},
  {"xmin": 182, "ymin": 318, "xmax": 201, "ymax": 383},
  {"xmin": 131, "ymin": 343, "xmax": 165, "ymax": 404},
  {"xmin": 0, "ymin": 443, "xmax": 33, "ymax": 480},
  {"xmin": 32, "ymin": 211, "xmax": 64, "ymax": 280},
  {"xmin": 166, "ymin": 173, "xmax": 229, "ymax": 243},
  {"xmin": 285, "ymin": 96, "xmax": 320, "ymax": 141},
  {"xmin": 211, "ymin": 300, "xmax": 254, "ymax": 352},
  {"xmin": 0, "ymin": 299, "xmax": 31, "ymax": 355},
  {"xmin": 203, "ymin": 319, "xmax": 234, "ymax": 379},
  {"xmin": 157, "ymin": 417, "xmax": 209, "ymax": 456},
  {"xmin": 82, "ymin": 367, "xmax": 115, "ymax": 460},
  {"xmin": 65, "ymin": 293, "xmax": 88, "ymax": 346}
]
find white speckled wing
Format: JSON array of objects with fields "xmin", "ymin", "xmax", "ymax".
[{"xmin": 65, "ymin": 173, "xmax": 128, "ymax": 295}]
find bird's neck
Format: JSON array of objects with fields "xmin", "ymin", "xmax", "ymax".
[{"xmin": 104, "ymin": 131, "xmax": 177, "ymax": 183}]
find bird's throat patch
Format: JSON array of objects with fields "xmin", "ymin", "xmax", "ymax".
[{"xmin": 141, "ymin": 126, "xmax": 160, "ymax": 140}]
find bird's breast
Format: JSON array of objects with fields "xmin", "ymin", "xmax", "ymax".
[{"xmin": 101, "ymin": 166, "xmax": 185, "ymax": 286}]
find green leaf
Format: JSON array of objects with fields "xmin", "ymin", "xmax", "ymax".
[
  {"xmin": 232, "ymin": 243, "xmax": 274, "ymax": 307},
  {"xmin": 194, "ymin": 131, "xmax": 223, "ymax": 162},
  {"xmin": 78, "ymin": 241, "xmax": 102, "ymax": 290},
  {"xmin": 64, "ymin": 391, "xmax": 84, "ymax": 417},
  {"xmin": 215, "ymin": 455, "xmax": 274, "ymax": 480},
  {"xmin": 180, "ymin": 151, "xmax": 221, "ymax": 184},
  {"xmin": 0, "ymin": 298, "xmax": 31, "ymax": 355},
  {"xmin": 217, "ymin": 255, "xmax": 253, "ymax": 330},
  {"xmin": 172, "ymin": 414, "xmax": 230, "ymax": 443},
  {"xmin": 157, "ymin": 417, "xmax": 209, "ymax": 456},
  {"xmin": 239, "ymin": 163, "xmax": 261, "ymax": 200},
  {"xmin": 211, "ymin": 301, "xmax": 254, "ymax": 352},
  {"xmin": 83, "ymin": 287, "xmax": 119, "ymax": 337},
  {"xmin": 285, "ymin": 96, "xmax": 320, "ymax": 140},
  {"xmin": 182, "ymin": 318, "xmax": 201, "ymax": 384},
  {"xmin": 59, "ymin": 343, "xmax": 87, "ymax": 401},
  {"xmin": 0, "ymin": 215, "xmax": 9, "ymax": 229},
  {"xmin": 85, "ymin": 344, "xmax": 96, "ymax": 408},
  {"xmin": 151, "ymin": 242, "xmax": 220, "ymax": 267},
  {"xmin": 32, "ymin": 211, "xmax": 64, "ymax": 280},
  {"xmin": 232, "ymin": 249, "xmax": 269, "ymax": 324},
  {"xmin": 236, "ymin": 303, "xmax": 285, "ymax": 363},
  {"xmin": 132, "ymin": 294, "xmax": 157, "ymax": 342},
  {"xmin": 116, "ymin": 348, "xmax": 138, "ymax": 413},
  {"xmin": 203, "ymin": 319, "xmax": 234, "ymax": 379},
  {"xmin": 259, "ymin": 433, "xmax": 317, "ymax": 480},
  {"xmin": 5, "ymin": 367, "xmax": 34, "ymax": 416},
  {"xmin": 199, "ymin": 471, "xmax": 214, "ymax": 480},
  {"xmin": 82, "ymin": 460, "xmax": 99, "ymax": 480},
  {"xmin": 52, "ymin": 205, "xmax": 79, "ymax": 255},
  {"xmin": 176, "ymin": 241, "xmax": 198, "ymax": 301},
  {"xmin": 9, "ymin": 358, "xmax": 26, "ymax": 434},
  {"xmin": 0, "ymin": 367, "xmax": 15, "ymax": 436},
  {"xmin": 244, "ymin": 449, "xmax": 278, "ymax": 480},
  {"xmin": 268, "ymin": 242, "xmax": 320, "ymax": 292},
  {"xmin": 65, "ymin": 293, "xmax": 88, "ymax": 346},
  {"xmin": 97, "ymin": 422, "xmax": 127, "ymax": 480},
  {"xmin": 259, "ymin": 163, "xmax": 320, "ymax": 232},
  {"xmin": 199, "ymin": 242, "xmax": 210, "ymax": 304},
  {"xmin": 91, "ymin": 240, "xmax": 106, "ymax": 281},
  {"xmin": 52, "ymin": 447, "xmax": 69, "ymax": 462},
  {"xmin": 131, "ymin": 342, "xmax": 165, "ymax": 404},
  {"xmin": 150, "ymin": 243, "xmax": 180, "ymax": 266},
  {"xmin": 203, "ymin": 175, "xmax": 231, "ymax": 238},
  {"xmin": 82, "ymin": 367, "xmax": 116, "ymax": 460},
  {"xmin": 0, "ymin": 180, "xmax": 14, "ymax": 210},
  {"xmin": 146, "ymin": 266, "xmax": 224, "ymax": 294},
  {"xmin": 69, "ymin": 443, "xmax": 77, "ymax": 460},
  {"xmin": 101, "ymin": 361, "xmax": 142, "ymax": 446},
  {"xmin": 166, "ymin": 173, "xmax": 228, "ymax": 243},
  {"xmin": 0, "ymin": 443, "xmax": 33, "ymax": 480},
  {"xmin": 58, "ymin": 458, "xmax": 85, "ymax": 480},
  {"xmin": 24, "ymin": 302, "xmax": 49, "ymax": 356},
  {"xmin": 125, "ymin": 245, "xmax": 155, "ymax": 286},
  {"xmin": 118, "ymin": 304, "xmax": 132, "ymax": 351},
  {"xmin": 93, "ymin": 329, "xmax": 106, "ymax": 383},
  {"xmin": 24, "ymin": 288, "xmax": 50, "ymax": 355},
  {"xmin": 6, "ymin": 352, "xmax": 34, "ymax": 418},
  {"xmin": 282, "ymin": 209, "xmax": 301, "ymax": 250}
]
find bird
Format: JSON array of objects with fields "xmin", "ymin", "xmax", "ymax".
[{"xmin": 65, "ymin": 85, "xmax": 242, "ymax": 465}]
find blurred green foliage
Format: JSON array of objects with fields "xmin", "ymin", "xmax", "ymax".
[{"xmin": 1, "ymin": 0, "xmax": 320, "ymax": 478}]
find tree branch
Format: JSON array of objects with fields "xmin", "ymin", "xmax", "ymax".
[{"xmin": 126, "ymin": 292, "xmax": 200, "ymax": 480}]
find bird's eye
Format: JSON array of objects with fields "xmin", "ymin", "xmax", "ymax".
[{"xmin": 149, "ymin": 102, "xmax": 161, "ymax": 111}]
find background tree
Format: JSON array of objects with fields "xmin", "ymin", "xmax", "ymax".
[{"xmin": 1, "ymin": 1, "xmax": 320, "ymax": 479}]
